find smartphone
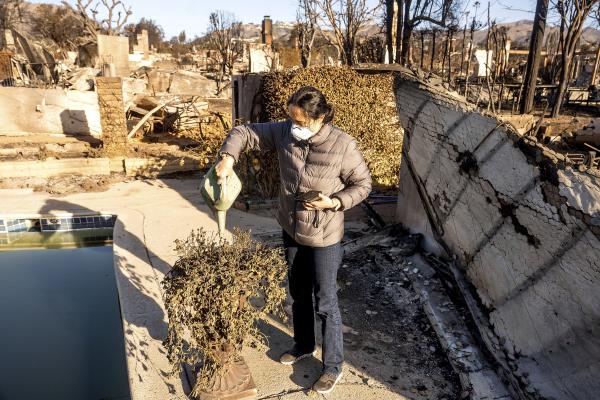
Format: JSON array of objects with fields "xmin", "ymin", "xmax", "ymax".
[{"xmin": 296, "ymin": 190, "xmax": 322, "ymax": 203}]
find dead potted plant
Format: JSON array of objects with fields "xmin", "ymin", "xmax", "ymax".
[{"xmin": 162, "ymin": 228, "xmax": 287, "ymax": 400}]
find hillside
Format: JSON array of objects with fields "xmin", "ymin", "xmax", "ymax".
[
  {"xmin": 240, "ymin": 20, "xmax": 383, "ymax": 45},
  {"xmin": 473, "ymin": 19, "xmax": 600, "ymax": 48},
  {"xmin": 242, "ymin": 19, "xmax": 599, "ymax": 50}
]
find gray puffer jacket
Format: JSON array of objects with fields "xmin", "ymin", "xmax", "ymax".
[{"xmin": 219, "ymin": 120, "xmax": 372, "ymax": 247}]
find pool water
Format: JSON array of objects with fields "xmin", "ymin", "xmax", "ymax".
[{"xmin": 0, "ymin": 245, "xmax": 130, "ymax": 400}]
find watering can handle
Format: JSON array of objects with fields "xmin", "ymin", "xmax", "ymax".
[{"xmin": 219, "ymin": 175, "xmax": 227, "ymax": 202}]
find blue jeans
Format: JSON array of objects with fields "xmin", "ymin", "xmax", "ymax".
[{"xmin": 282, "ymin": 230, "xmax": 343, "ymax": 374}]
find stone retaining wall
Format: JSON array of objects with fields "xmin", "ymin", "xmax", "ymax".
[{"xmin": 96, "ymin": 77, "xmax": 128, "ymax": 147}]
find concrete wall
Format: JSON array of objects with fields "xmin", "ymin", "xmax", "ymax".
[
  {"xmin": 0, "ymin": 87, "xmax": 101, "ymax": 136},
  {"xmin": 168, "ymin": 70, "xmax": 216, "ymax": 97},
  {"xmin": 97, "ymin": 35, "xmax": 130, "ymax": 77},
  {"xmin": 133, "ymin": 30, "xmax": 149, "ymax": 58},
  {"xmin": 394, "ymin": 74, "xmax": 600, "ymax": 400},
  {"xmin": 249, "ymin": 44, "xmax": 278, "ymax": 73}
]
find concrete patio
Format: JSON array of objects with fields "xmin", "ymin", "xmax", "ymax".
[{"xmin": 0, "ymin": 178, "xmax": 409, "ymax": 400}]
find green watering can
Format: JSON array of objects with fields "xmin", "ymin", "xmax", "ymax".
[{"xmin": 200, "ymin": 164, "xmax": 242, "ymax": 237}]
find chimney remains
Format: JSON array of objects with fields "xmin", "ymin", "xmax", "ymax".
[{"xmin": 262, "ymin": 16, "xmax": 273, "ymax": 46}]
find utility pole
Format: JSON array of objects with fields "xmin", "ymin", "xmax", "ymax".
[{"xmin": 519, "ymin": 0, "xmax": 549, "ymax": 114}]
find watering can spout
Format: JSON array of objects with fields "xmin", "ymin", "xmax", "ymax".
[
  {"xmin": 200, "ymin": 165, "xmax": 243, "ymax": 237},
  {"xmin": 217, "ymin": 211, "xmax": 227, "ymax": 236}
]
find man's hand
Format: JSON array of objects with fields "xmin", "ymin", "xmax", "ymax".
[
  {"xmin": 304, "ymin": 193, "xmax": 341, "ymax": 210},
  {"xmin": 215, "ymin": 153, "xmax": 234, "ymax": 184}
]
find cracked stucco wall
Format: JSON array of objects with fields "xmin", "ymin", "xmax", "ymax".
[{"xmin": 394, "ymin": 77, "xmax": 600, "ymax": 400}]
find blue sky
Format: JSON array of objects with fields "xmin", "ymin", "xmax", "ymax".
[{"xmin": 30, "ymin": 0, "xmax": 536, "ymax": 38}]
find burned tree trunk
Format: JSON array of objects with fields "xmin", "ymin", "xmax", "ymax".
[
  {"xmin": 442, "ymin": 29, "xmax": 449, "ymax": 76},
  {"xmin": 297, "ymin": 0, "xmax": 318, "ymax": 68},
  {"xmin": 344, "ymin": 42, "xmax": 355, "ymax": 65},
  {"xmin": 460, "ymin": 21, "xmax": 467, "ymax": 76},
  {"xmin": 420, "ymin": 30, "xmax": 425, "ymax": 68},
  {"xmin": 386, "ymin": 0, "xmax": 396, "ymax": 62},
  {"xmin": 552, "ymin": 50, "xmax": 572, "ymax": 117},
  {"xmin": 550, "ymin": 0, "xmax": 599, "ymax": 117},
  {"xmin": 519, "ymin": 0, "xmax": 549, "ymax": 114},
  {"xmin": 400, "ymin": 0, "xmax": 412, "ymax": 65},
  {"xmin": 465, "ymin": 17, "xmax": 476, "ymax": 98},
  {"xmin": 430, "ymin": 29, "xmax": 437, "ymax": 71},
  {"xmin": 396, "ymin": 0, "xmax": 405, "ymax": 63},
  {"xmin": 442, "ymin": 27, "xmax": 454, "ymax": 83},
  {"xmin": 401, "ymin": 24, "xmax": 413, "ymax": 65},
  {"xmin": 448, "ymin": 28, "xmax": 454, "ymax": 83},
  {"xmin": 485, "ymin": 4, "xmax": 496, "ymax": 114}
]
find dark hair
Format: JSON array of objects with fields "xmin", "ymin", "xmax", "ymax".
[{"xmin": 287, "ymin": 86, "xmax": 335, "ymax": 123}]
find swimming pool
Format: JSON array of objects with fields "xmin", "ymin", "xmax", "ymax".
[{"xmin": 0, "ymin": 217, "xmax": 130, "ymax": 400}]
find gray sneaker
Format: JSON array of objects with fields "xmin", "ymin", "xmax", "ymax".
[
  {"xmin": 279, "ymin": 347, "xmax": 316, "ymax": 365},
  {"xmin": 312, "ymin": 370, "xmax": 343, "ymax": 394}
]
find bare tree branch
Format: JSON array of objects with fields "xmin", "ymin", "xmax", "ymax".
[
  {"xmin": 61, "ymin": 0, "xmax": 98, "ymax": 37},
  {"xmin": 386, "ymin": 0, "xmax": 460, "ymax": 65},
  {"xmin": 207, "ymin": 10, "xmax": 243, "ymax": 93},
  {"xmin": 313, "ymin": 0, "xmax": 379, "ymax": 65},
  {"xmin": 550, "ymin": 0, "xmax": 599, "ymax": 116},
  {"xmin": 296, "ymin": 0, "xmax": 319, "ymax": 67},
  {"xmin": 60, "ymin": 0, "xmax": 132, "ymax": 37}
]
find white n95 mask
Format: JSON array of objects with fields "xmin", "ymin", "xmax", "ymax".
[{"xmin": 291, "ymin": 123, "xmax": 317, "ymax": 141}]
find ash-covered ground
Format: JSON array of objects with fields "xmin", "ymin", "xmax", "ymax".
[{"xmin": 336, "ymin": 230, "xmax": 461, "ymax": 399}]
